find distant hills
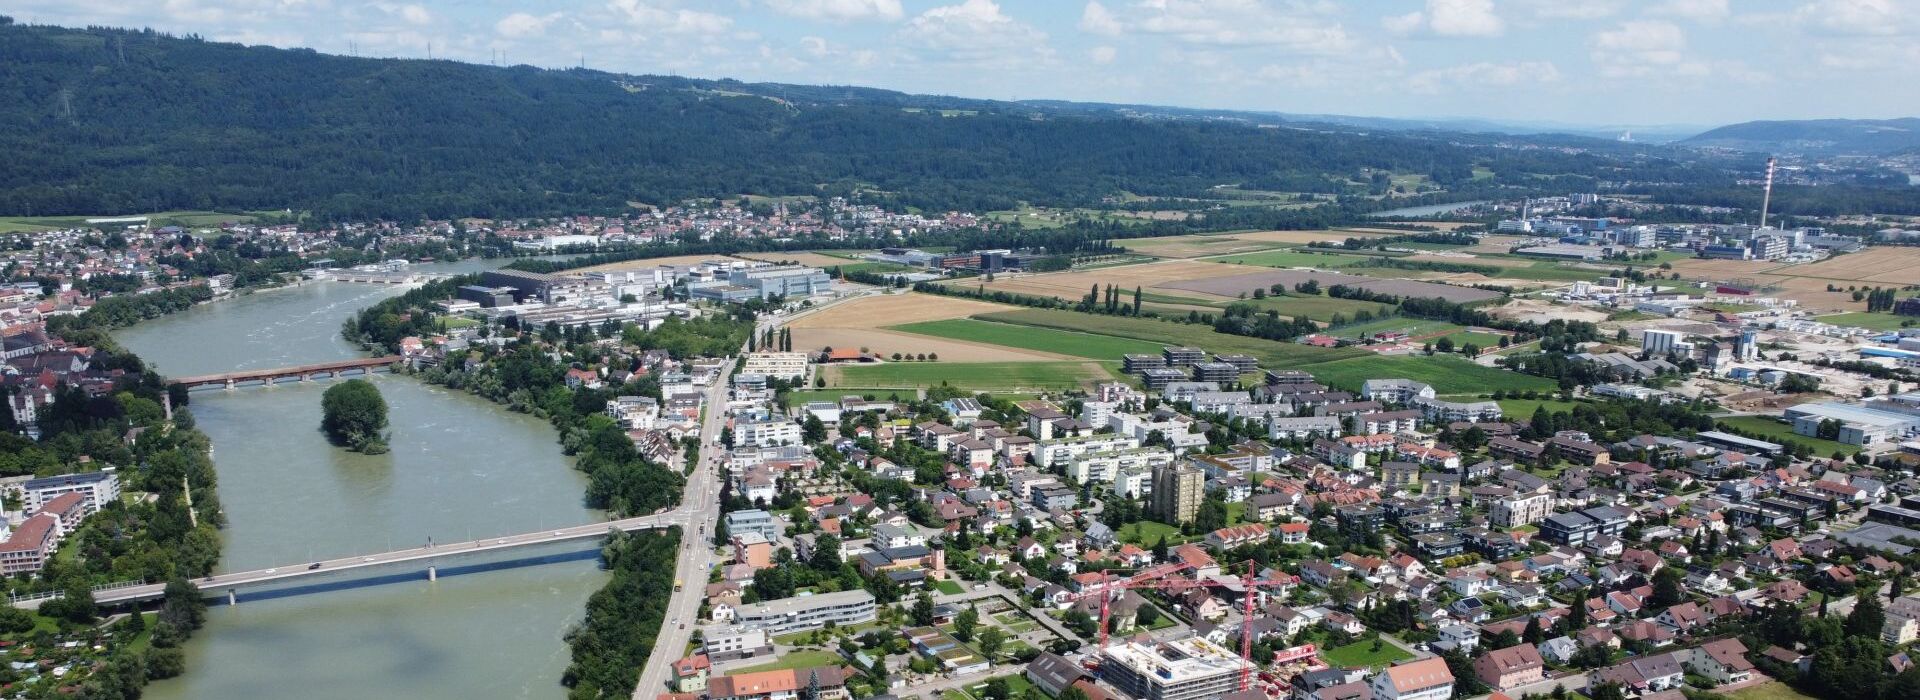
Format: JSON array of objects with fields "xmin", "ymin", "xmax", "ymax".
[
  {"xmin": 0, "ymin": 20, "xmax": 1743, "ymax": 222},
  {"xmin": 1682, "ymin": 118, "xmax": 1920, "ymax": 156}
]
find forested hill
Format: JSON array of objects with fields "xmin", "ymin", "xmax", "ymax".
[
  {"xmin": 1683, "ymin": 118, "xmax": 1920, "ymax": 156},
  {"xmin": 2, "ymin": 20, "xmax": 1696, "ymax": 221}
]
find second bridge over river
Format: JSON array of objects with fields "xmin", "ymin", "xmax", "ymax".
[{"xmin": 62, "ymin": 511, "xmax": 689, "ymax": 608}]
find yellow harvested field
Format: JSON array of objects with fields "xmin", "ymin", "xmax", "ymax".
[
  {"xmin": 789, "ymin": 292, "xmax": 1016, "ymax": 329},
  {"xmin": 1787, "ymin": 247, "xmax": 1920, "ymax": 285},
  {"xmin": 569, "ymin": 254, "xmax": 747, "ymax": 273},
  {"xmin": 787, "ymin": 293, "xmax": 1065, "ymax": 362},
  {"xmin": 960, "ymin": 260, "xmax": 1246, "ymax": 302},
  {"xmin": 733, "ymin": 251, "xmax": 864, "ymax": 268},
  {"xmin": 1224, "ymin": 230, "xmax": 1392, "ymax": 245}
]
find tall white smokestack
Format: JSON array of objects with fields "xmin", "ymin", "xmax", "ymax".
[{"xmin": 1758, "ymin": 157, "xmax": 1776, "ymax": 230}]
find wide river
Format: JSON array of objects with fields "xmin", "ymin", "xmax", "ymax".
[{"xmin": 116, "ymin": 259, "xmax": 607, "ymax": 699}]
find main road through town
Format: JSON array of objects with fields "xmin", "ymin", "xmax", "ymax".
[{"xmin": 630, "ymin": 289, "xmax": 875, "ymax": 698}]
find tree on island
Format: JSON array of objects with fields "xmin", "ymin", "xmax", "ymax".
[{"xmin": 322, "ymin": 379, "xmax": 389, "ymax": 454}]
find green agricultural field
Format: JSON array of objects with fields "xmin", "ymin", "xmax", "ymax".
[
  {"xmin": 1308, "ymin": 354, "xmax": 1556, "ymax": 394},
  {"xmin": 1242, "ymin": 296, "xmax": 1398, "ymax": 323},
  {"xmin": 830, "ymin": 361, "xmax": 1116, "ymax": 392},
  {"xmin": 1319, "ymin": 640, "xmax": 1412, "ymax": 669},
  {"xmin": 1211, "ymin": 250, "xmax": 1372, "ymax": 268},
  {"xmin": 890, "ymin": 319, "xmax": 1167, "ymax": 359},
  {"xmin": 1818, "ymin": 312, "xmax": 1917, "ymax": 331},
  {"xmin": 1716, "ymin": 415, "xmax": 1860, "ymax": 456},
  {"xmin": 976, "ymin": 309, "xmax": 1366, "ymax": 368}
]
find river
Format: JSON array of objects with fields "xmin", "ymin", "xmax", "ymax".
[{"xmin": 115, "ymin": 258, "xmax": 606, "ymax": 699}]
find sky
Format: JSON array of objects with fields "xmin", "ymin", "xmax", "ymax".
[{"xmin": 9, "ymin": 0, "xmax": 1920, "ymax": 127}]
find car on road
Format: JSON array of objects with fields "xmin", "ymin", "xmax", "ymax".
[
  {"xmin": 307, "ymin": 562, "xmax": 322, "ymax": 570},
  {"xmin": 553, "ymin": 531, "xmax": 564, "ymax": 537},
  {"xmin": 364, "ymin": 557, "xmax": 375, "ymax": 562},
  {"xmin": 264, "ymin": 568, "xmax": 276, "ymax": 574},
  {"xmin": 497, "ymin": 539, "xmax": 506, "ymax": 544}
]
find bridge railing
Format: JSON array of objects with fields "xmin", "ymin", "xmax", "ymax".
[{"xmin": 8, "ymin": 579, "xmax": 146, "ymax": 605}]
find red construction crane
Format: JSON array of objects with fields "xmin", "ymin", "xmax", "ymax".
[{"xmin": 1063, "ymin": 559, "xmax": 1302, "ymax": 692}]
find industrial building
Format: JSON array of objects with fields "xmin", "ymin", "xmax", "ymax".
[{"xmin": 1783, "ymin": 402, "xmax": 1920, "ymax": 446}]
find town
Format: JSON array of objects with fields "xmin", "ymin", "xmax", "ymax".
[{"xmin": 10, "ymin": 187, "xmax": 1920, "ymax": 700}]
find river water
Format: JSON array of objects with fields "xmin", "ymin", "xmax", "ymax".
[{"xmin": 116, "ymin": 259, "xmax": 607, "ymax": 699}]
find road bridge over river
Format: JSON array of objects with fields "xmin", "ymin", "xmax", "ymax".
[
  {"xmin": 170, "ymin": 357, "xmax": 403, "ymax": 390},
  {"xmin": 17, "ymin": 511, "xmax": 694, "ymax": 609}
]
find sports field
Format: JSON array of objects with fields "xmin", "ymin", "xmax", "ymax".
[
  {"xmin": 889, "ymin": 319, "xmax": 1167, "ymax": 359},
  {"xmin": 827, "ymin": 361, "xmax": 1117, "ymax": 392}
]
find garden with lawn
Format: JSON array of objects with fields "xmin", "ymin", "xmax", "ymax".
[
  {"xmin": 1318, "ymin": 639, "xmax": 1412, "ymax": 669},
  {"xmin": 731, "ymin": 649, "xmax": 844, "ymax": 674}
]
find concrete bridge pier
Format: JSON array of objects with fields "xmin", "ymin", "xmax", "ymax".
[
  {"xmin": 428, "ymin": 566, "xmax": 437, "ymax": 582},
  {"xmin": 227, "ymin": 589, "xmax": 237, "ymax": 606},
  {"xmin": 225, "ymin": 378, "xmax": 236, "ymax": 390}
]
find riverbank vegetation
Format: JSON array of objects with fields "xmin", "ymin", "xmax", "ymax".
[
  {"xmin": 44, "ymin": 284, "xmax": 213, "ymax": 334},
  {"xmin": 1, "ymin": 330, "xmax": 223, "ymax": 696},
  {"xmin": 320, "ymin": 379, "xmax": 389, "ymax": 454},
  {"xmin": 561, "ymin": 528, "xmax": 680, "ymax": 700},
  {"xmin": 346, "ymin": 279, "xmax": 755, "ymax": 516}
]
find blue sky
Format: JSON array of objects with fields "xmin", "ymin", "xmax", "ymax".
[{"xmin": 11, "ymin": 1, "xmax": 1919, "ymax": 126}]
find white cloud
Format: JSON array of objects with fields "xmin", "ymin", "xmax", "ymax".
[
  {"xmin": 1087, "ymin": 0, "xmax": 1355, "ymax": 53},
  {"xmin": 1590, "ymin": 20, "xmax": 1689, "ymax": 77},
  {"xmin": 1407, "ymin": 60, "xmax": 1559, "ymax": 93},
  {"xmin": 1080, "ymin": 1, "xmax": 1123, "ymax": 37},
  {"xmin": 496, "ymin": 12, "xmax": 561, "ymax": 38},
  {"xmin": 765, "ymin": 0, "xmax": 904, "ymax": 22},
  {"xmin": 1387, "ymin": 0, "xmax": 1506, "ymax": 38},
  {"xmin": 1428, "ymin": 0, "xmax": 1505, "ymax": 36},
  {"xmin": 1652, "ymin": 0, "xmax": 1730, "ymax": 21},
  {"xmin": 1795, "ymin": 0, "xmax": 1912, "ymax": 36},
  {"xmin": 399, "ymin": 5, "xmax": 432, "ymax": 26},
  {"xmin": 900, "ymin": 0, "xmax": 1047, "ymax": 55},
  {"xmin": 1089, "ymin": 45, "xmax": 1117, "ymax": 64},
  {"xmin": 1382, "ymin": 12, "xmax": 1425, "ymax": 35},
  {"xmin": 606, "ymin": 0, "xmax": 733, "ymax": 35},
  {"xmin": 1511, "ymin": 0, "xmax": 1622, "ymax": 21}
]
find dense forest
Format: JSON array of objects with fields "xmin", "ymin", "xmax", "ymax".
[{"xmin": 0, "ymin": 20, "xmax": 1766, "ymax": 222}]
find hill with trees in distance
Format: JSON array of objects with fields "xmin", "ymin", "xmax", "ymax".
[{"xmin": 0, "ymin": 19, "xmax": 1845, "ymax": 223}]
